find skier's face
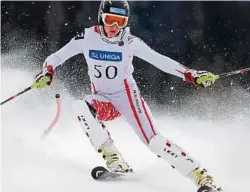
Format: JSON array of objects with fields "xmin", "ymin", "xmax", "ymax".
[{"xmin": 103, "ymin": 24, "xmax": 121, "ymax": 38}]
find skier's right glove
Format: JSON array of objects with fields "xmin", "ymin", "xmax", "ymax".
[{"xmin": 32, "ymin": 65, "xmax": 55, "ymax": 89}]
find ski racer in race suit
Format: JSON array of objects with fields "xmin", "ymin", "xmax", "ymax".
[{"xmin": 34, "ymin": 1, "xmax": 221, "ymax": 191}]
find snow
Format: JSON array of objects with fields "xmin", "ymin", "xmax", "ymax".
[{"xmin": 1, "ymin": 66, "xmax": 250, "ymax": 192}]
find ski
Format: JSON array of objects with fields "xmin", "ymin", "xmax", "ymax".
[{"xmin": 91, "ymin": 166, "xmax": 132, "ymax": 180}]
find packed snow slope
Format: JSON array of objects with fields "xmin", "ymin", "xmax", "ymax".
[{"xmin": 1, "ymin": 55, "xmax": 250, "ymax": 192}]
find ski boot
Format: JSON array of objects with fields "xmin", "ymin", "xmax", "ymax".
[
  {"xmin": 188, "ymin": 167, "xmax": 222, "ymax": 192},
  {"xmin": 98, "ymin": 143, "xmax": 132, "ymax": 173}
]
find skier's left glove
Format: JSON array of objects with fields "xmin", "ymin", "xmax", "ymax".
[
  {"xmin": 32, "ymin": 65, "xmax": 55, "ymax": 89},
  {"xmin": 184, "ymin": 69, "xmax": 219, "ymax": 88}
]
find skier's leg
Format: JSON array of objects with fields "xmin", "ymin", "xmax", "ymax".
[
  {"xmin": 111, "ymin": 80, "xmax": 220, "ymax": 190},
  {"xmin": 72, "ymin": 95, "xmax": 130, "ymax": 173}
]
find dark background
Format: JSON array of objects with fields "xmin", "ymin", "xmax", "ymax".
[{"xmin": 1, "ymin": 1, "xmax": 250, "ymax": 110}]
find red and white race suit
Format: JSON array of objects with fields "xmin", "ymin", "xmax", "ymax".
[{"xmin": 44, "ymin": 26, "xmax": 199, "ymax": 176}]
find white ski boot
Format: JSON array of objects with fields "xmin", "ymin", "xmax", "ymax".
[
  {"xmin": 188, "ymin": 167, "xmax": 222, "ymax": 192},
  {"xmin": 98, "ymin": 143, "xmax": 132, "ymax": 173}
]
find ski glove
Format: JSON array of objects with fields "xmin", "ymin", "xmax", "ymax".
[
  {"xmin": 184, "ymin": 69, "xmax": 219, "ymax": 88},
  {"xmin": 32, "ymin": 65, "xmax": 55, "ymax": 89}
]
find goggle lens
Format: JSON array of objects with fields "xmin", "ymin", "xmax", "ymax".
[{"xmin": 102, "ymin": 14, "xmax": 128, "ymax": 28}]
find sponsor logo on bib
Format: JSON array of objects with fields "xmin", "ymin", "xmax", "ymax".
[{"xmin": 89, "ymin": 50, "xmax": 122, "ymax": 62}]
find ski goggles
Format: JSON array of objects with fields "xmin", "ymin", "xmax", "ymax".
[{"xmin": 102, "ymin": 13, "xmax": 128, "ymax": 28}]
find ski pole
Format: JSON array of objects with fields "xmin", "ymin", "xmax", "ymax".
[
  {"xmin": 1, "ymin": 86, "xmax": 32, "ymax": 105},
  {"xmin": 217, "ymin": 67, "xmax": 250, "ymax": 78},
  {"xmin": 1, "ymin": 76, "xmax": 50, "ymax": 106},
  {"xmin": 41, "ymin": 94, "xmax": 62, "ymax": 139}
]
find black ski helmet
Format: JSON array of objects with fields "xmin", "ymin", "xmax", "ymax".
[{"xmin": 98, "ymin": 0, "xmax": 130, "ymax": 26}]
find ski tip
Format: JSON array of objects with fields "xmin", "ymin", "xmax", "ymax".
[{"xmin": 91, "ymin": 166, "xmax": 108, "ymax": 180}]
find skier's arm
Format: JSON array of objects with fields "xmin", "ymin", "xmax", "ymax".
[
  {"xmin": 33, "ymin": 33, "xmax": 85, "ymax": 89},
  {"xmin": 132, "ymin": 37, "xmax": 188, "ymax": 79},
  {"xmin": 132, "ymin": 37, "xmax": 218, "ymax": 87},
  {"xmin": 44, "ymin": 34, "xmax": 85, "ymax": 69}
]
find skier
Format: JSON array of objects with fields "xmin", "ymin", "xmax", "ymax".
[{"xmin": 34, "ymin": 0, "xmax": 221, "ymax": 191}]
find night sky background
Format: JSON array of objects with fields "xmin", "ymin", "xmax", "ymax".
[{"xmin": 1, "ymin": 1, "xmax": 250, "ymax": 113}]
